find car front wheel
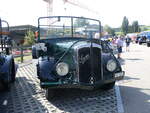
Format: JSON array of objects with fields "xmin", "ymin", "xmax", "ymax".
[
  {"xmin": 0, "ymin": 80, "xmax": 11, "ymax": 91},
  {"xmin": 11, "ymin": 61, "xmax": 16, "ymax": 83},
  {"xmin": 45, "ymin": 88, "xmax": 55, "ymax": 100},
  {"xmin": 102, "ymin": 82, "xmax": 115, "ymax": 90}
]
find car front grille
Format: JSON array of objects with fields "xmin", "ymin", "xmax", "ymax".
[{"xmin": 78, "ymin": 45, "xmax": 102, "ymax": 84}]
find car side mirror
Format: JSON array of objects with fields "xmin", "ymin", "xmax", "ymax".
[{"xmin": 32, "ymin": 46, "xmax": 38, "ymax": 59}]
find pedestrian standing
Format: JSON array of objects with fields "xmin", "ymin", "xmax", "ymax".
[
  {"xmin": 116, "ymin": 37, "xmax": 124, "ymax": 59},
  {"xmin": 125, "ymin": 36, "xmax": 131, "ymax": 52}
]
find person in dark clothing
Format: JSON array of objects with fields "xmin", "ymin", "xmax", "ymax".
[{"xmin": 125, "ymin": 36, "xmax": 131, "ymax": 52}]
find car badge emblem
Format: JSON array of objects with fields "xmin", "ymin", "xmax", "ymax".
[{"xmin": 79, "ymin": 54, "xmax": 90, "ymax": 64}]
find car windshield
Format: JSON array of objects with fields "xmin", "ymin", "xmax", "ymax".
[{"xmin": 38, "ymin": 16, "xmax": 101, "ymax": 39}]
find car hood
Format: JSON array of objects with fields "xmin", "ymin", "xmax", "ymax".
[{"xmin": 39, "ymin": 38, "xmax": 91, "ymax": 58}]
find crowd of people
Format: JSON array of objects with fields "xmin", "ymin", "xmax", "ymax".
[{"xmin": 107, "ymin": 35, "xmax": 132, "ymax": 59}]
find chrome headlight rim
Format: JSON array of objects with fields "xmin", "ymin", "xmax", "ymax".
[
  {"xmin": 106, "ymin": 59, "xmax": 117, "ymax": 72},
  {"xmin": 56, "ymin": 62, "xmax": 69, "ymax": 76}
]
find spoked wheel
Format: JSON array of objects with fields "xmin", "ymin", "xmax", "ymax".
[
  {"xmin": 45, "ymin": 88, "xmax": 55, "ymax": 100},
  {"xmin": 102, "ymin": 82, "xmax": 115, "ymax": 90}
]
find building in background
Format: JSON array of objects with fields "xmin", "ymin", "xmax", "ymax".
[{"xmin": 9, "ymin": 25, "xmax": 37, "ymax": 45}]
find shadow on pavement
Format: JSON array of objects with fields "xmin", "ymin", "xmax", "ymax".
[
  {"xmin": 0, "ymin": 77, "xmax": 50, "ymax": 113},
  {"xmin": 0, "ymin": 90, "xmax": 11, "ymax": 113},
  {"xmin": 120, "ymin": 85, "xmax": 150, "ymax": 113},
  {"xmin": 123, "ymin": 75, "xmax": 140, "ymax": 81},
  {"xmin": 50, "ymin": 88, "xmax": 117, "ymax": 113},
  {"xmin": 125, "ymin": 58, "xmax": 144, "ymax": 61},
  {"xmin": 118, "ymin": 58, "xmax": 144, "ymax": 65},
  {"xmin": 0, "ymin": 76, "xmax": 118, "ymax": 113}
]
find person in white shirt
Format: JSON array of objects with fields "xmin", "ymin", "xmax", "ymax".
[{"xmin": 116, "ymin": 37, "xmax": 124, "ymax": 59}]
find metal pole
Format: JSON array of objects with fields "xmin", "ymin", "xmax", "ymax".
[
  {"xmin": 20, "ymin": 46, "xmax": 23, "ymax": 63},
  {"xmin": 0, "ymin": 18, "xmax": 3, "ymax": 51}
]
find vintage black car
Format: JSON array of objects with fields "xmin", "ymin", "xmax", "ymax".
[
  {"xmin": 32, "ymin": 16, "xmax": 124, "ymax": 100},
  {"xmin": 0, "ymin": 18, "xmax": 16, "ymax": 90}
]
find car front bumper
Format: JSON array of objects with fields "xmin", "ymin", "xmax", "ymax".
[{"xmin": 40, "ymin": 71, "xmax": 125, "ymax": 90}]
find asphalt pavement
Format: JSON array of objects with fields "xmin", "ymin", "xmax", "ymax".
[
  {"xmin": 1, "ymin": 43, "xmax": 150, "ymax": 113},
  {"xmin": 118, "ymin": 43, "xmax": 150, "ymax": 113}
]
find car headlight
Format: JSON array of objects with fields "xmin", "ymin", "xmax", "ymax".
[
  {"xmin": 106, "ymin": 59, "xmax": 117, "ymax": 72},
  {"xmin": 56, "ymin": 62, "xmax": 69, "ymax": 76}
]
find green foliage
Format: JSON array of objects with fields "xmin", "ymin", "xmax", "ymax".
[
  {"xmin": 132, "ymin": 21, "xmax": 139, "ymax": 32},
  {"xmin": 115, "ymin": 32, "xmax": 124, "ymax": 35},
  {"xmin": 104, "ymin": 25, "xmax": 115, "ymax": 36},
  {"xmin": 140, "ymin": 26, "xmax": 150, "ymax": 31},
  {"xmin": 24, "ymin": 30, "xmax": 35, "ymax": 46},
  {"xmin": 121, "ymin": 16, "xmax": 129, "ymax": 35},
  {"xmin": 128, "ymin": 25, "xmax": 133, "ymax": 33}
]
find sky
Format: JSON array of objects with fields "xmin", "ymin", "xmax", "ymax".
[{"xmin": 0, "ymin": 0, "xmax": 150, "ymax": 27}]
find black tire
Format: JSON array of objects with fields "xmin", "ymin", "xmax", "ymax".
[
  {"xmin": 139, "ymin": 42, "xmax": 142, "ymax": 45},
  {"xmin": 0, "ymin": 80, "xmax": 11, "ymax": 91},
  {"xmin": 147, "ymin": 43, "xmax": 150, "ymax": 47},
  {"xmin": 0, "ymin": 82, "xmax": 5, "ymax": 91},
  {"xmin": 102, "ymin": 82, "xmax": 115, "ymax": 90},
  {"xmin": 45, "ymin": 88, "xmax": 55, "ymax": 100},
  {"xmin": 11, "ymin": 60, "xmax": 16, "ymax": 83},
  {"xmin": 3, "ymin": 81, "xmax": 11, "ymax": 91},
  {"xmin": 3, "ymin": 65, "xmax": 12, "ymax": 90}
]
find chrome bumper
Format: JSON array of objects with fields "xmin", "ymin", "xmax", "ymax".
[{"xmin": 114, "ymin": 71, "xmax": 125, "ymax": 80}]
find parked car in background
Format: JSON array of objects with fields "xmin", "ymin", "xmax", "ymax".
[
  {"xmin": 0, "ymin": 18, "xmax": 16, "ymax": 90},
  {"xmin": 146, "ymin": 37, "xmax": 150, "ymax": 47},
  {"xmin": 138, "ymin": 36, "xmax": 147, "ymax": 45},
  {"xmin": 135, "ymin": 36, "xmax": 140, "ymax": 43},
  {"xmin": 32, "ymin": 16, "xmax": 124, "ymax": 100},
  {"xmin": 145, "ymin": 32, "xmax": 150, "ymax": 47},
  {"xmin": 138, "ymin": 31, "xmax": 150, "ymax": 47}
]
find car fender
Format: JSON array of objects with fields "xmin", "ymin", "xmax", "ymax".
[
  {"xmin": 37, "ymin": 58, "xmax": 57, "ymax": 81},
  {"xmin": 102, "ymin": 53, "xmax": 121, "ymax": 72},
  {"xmin": 32, "ymin": 45, "xmax": 38, "ymax": 59},
  {"xmin": 0, "ymin": 55, "xmax": 14, "ymax": 82}
]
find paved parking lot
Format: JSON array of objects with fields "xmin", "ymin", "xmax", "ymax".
[
  {"xmin": 0, "ymin": 62, "xmax": 123, "ymax": 113},
  {"xmin": 119, "ymin": 44, "xmax": 150, "ymax": 113}
]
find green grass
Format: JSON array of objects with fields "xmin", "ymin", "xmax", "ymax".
[{"xmin": 14, "ymin": 55, "xmax": 32, "ymax": 63}]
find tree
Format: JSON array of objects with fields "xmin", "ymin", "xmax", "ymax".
[
  {"xmin": 128, "ymin": 25, "xmax": 133, "ymax": 33},
  {"xmin": 104, "ymin": 25, "xmax": 115, "ymax": 36},
  {"xmin": 121, "ymin": 16, "xmax": 129, "ymax": 35},
  {"xmin": 24, "ymin": 30, "xmax": 35, "ymax": 46},
  {"xmin": 132, "ymin": 21, "xmax": 139, "ymax": 32}
]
